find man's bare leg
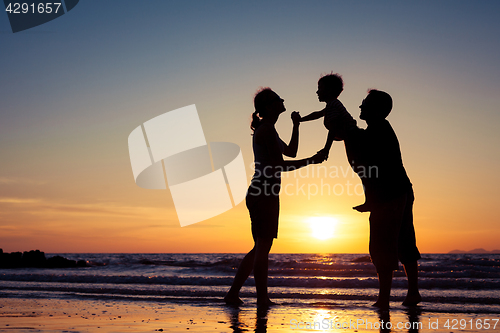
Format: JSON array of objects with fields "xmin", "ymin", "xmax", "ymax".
[
  {"xmin": 402, "ymin": 261, "xmax": 421, "ymax": 306},
  {"xmin": 373, "ymin": 270, "xmax": 393, "ymax": 309}
]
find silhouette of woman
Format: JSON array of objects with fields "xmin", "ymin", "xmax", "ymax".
[{"xmin": 224, "ymin": 88, "xmax": 325, "ymax": 307}]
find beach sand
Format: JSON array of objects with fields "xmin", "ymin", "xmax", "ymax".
[{"xmin": 0, "ymin": 297, "xmax": 497, "ymax": 332}]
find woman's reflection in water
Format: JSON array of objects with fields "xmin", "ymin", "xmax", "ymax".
[
  {"xmin": 255, "ymin": 307, "xmax": 269, "ymax": 333},
  {"xmin": 225, "ymin": 306, "xmax": 247, "ymax": 333},
  {"xmin": 223, "ymin": 306, "xmax": 269, "ymax": 333}
]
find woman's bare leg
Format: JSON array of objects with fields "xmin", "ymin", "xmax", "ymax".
[
  {"xmin": 224, "ymin": 247, "xmax": 256, "ymax": 304},
  {"xmin": 254, "ymin": 237, "xmax": 274, "ymax": 307}
]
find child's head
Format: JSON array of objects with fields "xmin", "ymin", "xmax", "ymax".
[
  {"xmin": 359, "ymin": 89, "xmax": 393, "ymax": 121},
  {"xmin": 317, "ymin": 73, "xmax": 343, "ymax": 102}
]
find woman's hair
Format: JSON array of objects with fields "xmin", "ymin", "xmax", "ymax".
[{"xmin": 251, "ymin": 87, "xmax": 276, "ymax": 132}]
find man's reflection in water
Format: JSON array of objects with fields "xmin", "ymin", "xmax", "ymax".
[
  {"xmin": 406, "ymin": 307, "xmax": 422, "ymax": 333},
  {"xmin": 377, "ymin": 309, "xmax": 391, "ymax": 333},
  {"xmin": 376, "ymin": 307, "xmax": 422, "ymax": 333}
]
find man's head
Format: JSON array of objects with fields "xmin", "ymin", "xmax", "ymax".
[
  {"xmin": 317, "ymin": 73, "xmax": 343, "ymax": 102},
  {"xmin": 359, "ymin": 89, "xmax": 393, "ymax": 121}
]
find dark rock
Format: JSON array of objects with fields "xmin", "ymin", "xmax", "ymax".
[
  {"xmin": 0, "ymin": 250, "xmax": 88, "ymax": 268},
  {"xmin": 46, "ymin": 255, "xmax": 77, "ymax": 268},
  {"xmin": 22, "ymin": 250, "xmax": 46, "ymax": 267},
  {"xmin": 76, "ymin": 260, "xmax": 88, "ymax": 267},
  {"xmin": 0, "ymin": 252, "xmax": 23, "ymax": 268},
  {"xmin": 352, "ymin": 255, "xmax": 371, "ymax": 263}
]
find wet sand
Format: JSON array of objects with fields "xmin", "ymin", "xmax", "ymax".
[{"xmin": 0, "ymin": 297, "xmax": 496, "ymax": 332}]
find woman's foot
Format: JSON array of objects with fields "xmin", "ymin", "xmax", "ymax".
[
  {"xmin": 257, "ymin": 298, "xmax": 276, "ymax": 308},
  {"xmin": 402, "ymin": 291, "xmax": 422, "ymax": 306},
  {"xmin": 224, "ymin": 294, "xmax": 244, "ymax": 305}
]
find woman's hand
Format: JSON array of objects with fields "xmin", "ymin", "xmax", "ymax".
[
  {"xmin": 316, "ymin": 148, "xmax": 329, "ymax": 161},
  {"xmin": 291, "ymin": 111, "xmax": 301, "ymax": 126},
  {"xmin": 309, "ymin": 151, "xmax": 328, "ymax": 164}
]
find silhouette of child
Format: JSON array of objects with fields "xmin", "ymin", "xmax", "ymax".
[{"xmin": 299, "ymin": 73, "xmax": 357, "ymax": 158}]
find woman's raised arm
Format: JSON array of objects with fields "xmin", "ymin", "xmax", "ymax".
[{"xmin": 258, "ymin": 123, "xmax": 324, "ymax": 171}]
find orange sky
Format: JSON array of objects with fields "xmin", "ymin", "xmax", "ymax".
[{"xmin": 1, "ymin": 2, "xmax": 499, "ymax": 253}]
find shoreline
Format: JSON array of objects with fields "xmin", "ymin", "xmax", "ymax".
[{"xmin": 1, "ymin": 297, "xmax": 498, "ymax": 332}]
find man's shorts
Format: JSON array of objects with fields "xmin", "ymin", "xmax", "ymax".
[{"xmin": 369, "ymin": 189, "xmax": 421, "ymax": 272}]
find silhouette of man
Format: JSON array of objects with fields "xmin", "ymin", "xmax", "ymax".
[{"xmin": 345, "ymin": 89, "xmax": 421, "ymax": 308}]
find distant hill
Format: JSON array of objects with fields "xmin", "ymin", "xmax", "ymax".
[{"xmin": 448, "ymin": 248, "xmax": 500, "ymax": 254}]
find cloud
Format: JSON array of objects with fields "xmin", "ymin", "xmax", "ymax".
[
  {"xmin": 0, "ymin": 198, "xmax": 41, "ymax": 204},
  {"xmin": 34, "ymin": 202, "xmax": 173, "ymax": 219},
  {"xmin": 0, "ymin": 177, "xmax": 46, "ymax": 185},
  {"xmin": 0, "ymin": 196, "xmax": 173, "ymax": 220}
]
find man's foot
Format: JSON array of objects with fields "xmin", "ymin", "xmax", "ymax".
[
  {"xmin": 224, "ymin": 294, "xmax": 243, "ymax": 305},
  {"xmin": 402, "ymin": 291, "xmax": 422, "ymax": 306},
  {"xmin": 372, "ymin": 299, "xmax": 390, "ymax": 309}
]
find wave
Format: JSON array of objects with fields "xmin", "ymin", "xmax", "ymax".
[
  {"xmin": 2, "ymin": 283, "xmax": 500, "ymax": 310},
  {"xmin": 1, "ymin": 273, "xmax": 500, "ymax": 290},
  {"xmin": 3, "ymin": 253, "xmax": 500, "ymax": 313}
]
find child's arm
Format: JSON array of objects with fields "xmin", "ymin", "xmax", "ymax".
[{"xmin": 299, "ymin": 110, "xmax": 324, "ymax": 122}]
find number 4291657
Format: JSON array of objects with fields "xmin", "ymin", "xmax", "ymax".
[
  {"xmin": 5, "ymin": 3, "xmax": 62, "ymax": 14},
  {"xmin": 444, "ymin": 319, "xmax": 499, "ymax": 330}
]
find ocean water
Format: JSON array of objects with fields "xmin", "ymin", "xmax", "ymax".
[{"xmin": 1, "ymin": 253, "xmax": 500, "ymax": 313}]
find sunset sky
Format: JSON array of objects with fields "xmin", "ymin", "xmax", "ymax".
[{"xmin": 1, "ymin": 1, "xmax": 499, "ymax": 253}]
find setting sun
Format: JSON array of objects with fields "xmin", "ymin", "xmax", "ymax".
[{"xmin": 307, "ymin": 217, "xmax": 337, "ymax": 240}]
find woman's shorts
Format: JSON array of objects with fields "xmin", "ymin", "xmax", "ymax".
[{"xmin": 246, "ymin": 178, "xmax": 280, "ymax": 239}]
